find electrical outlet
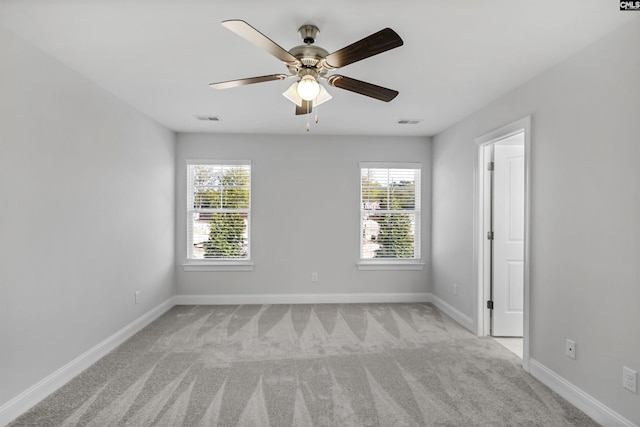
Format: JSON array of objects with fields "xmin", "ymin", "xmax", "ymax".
[
  {"xmin": 453, "ymin": 283, "xmax": 458, "ymax": 295},
  {"xmin": 565, "ymin": 339, "xmax": 576, "ymax": 360},
  {"xmin": 134, "ymin": 291, "xmax": 141, "ymax": 305},
  {"xmin": 311, "ymin": 272, "xmax": 318, "ymax": 282},
  {"xmin": 623, "ymin": 367, "xmax": 637, "ymax": 393}
]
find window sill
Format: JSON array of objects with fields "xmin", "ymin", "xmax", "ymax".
[
  {"xmin": 357, "ymin": 261, "xmax": 425, "ymax": 271},
  {"xmin": 183, "ymin": 261, "xmax": 254, "ymax": 272}
]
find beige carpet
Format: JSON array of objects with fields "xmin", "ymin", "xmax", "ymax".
[{"xmin": 10, "ymin": 303, "xmax": 597, "ymax": 426}]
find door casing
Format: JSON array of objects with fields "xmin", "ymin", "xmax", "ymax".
[{"xmin": 473, "ymin": 116, "xmax": 531, "ymax": 371}]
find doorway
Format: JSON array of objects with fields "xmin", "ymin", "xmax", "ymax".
[{"xmin": 474, "ymin": 117, "xmax": 530, "ymax": 369}]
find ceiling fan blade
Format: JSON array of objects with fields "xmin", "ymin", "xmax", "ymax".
[
  {"xmin": 222, "ymin": 20, "xmax": 301, "ymax": 66},
  {"xmin": 295, "ymin": 100, "xmax": 313, "ymax": 115},
  {"xmin": 210, "ymin": 74, "xmax": 289, "ymax": 90},
  {"xmin": 322, "ymin": 28, "xmax": 403, "ymax": 69},
  {"xmin": 327, "ymin": 75, "xmax": 398, "ymax": 102}
]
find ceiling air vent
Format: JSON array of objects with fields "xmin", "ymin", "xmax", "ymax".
[
  {"xmin": 194, "ymin": 115, "xmax": 221, "ymax": 121},
  {"xmin": 397, "ymin": 119, "xmax": 422, "ymax": 125}
]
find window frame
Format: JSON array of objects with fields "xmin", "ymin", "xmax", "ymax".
[
  {"xmin": 358, "ymin": 162, "xmax": 424, "ymax": 271},
  {"xmin": 183, "ymin": 159, "xmax": 253, "ymax": 271}
]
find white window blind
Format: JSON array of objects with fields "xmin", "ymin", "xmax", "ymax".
[
  {"xmin": 360, "ymin": 163, "xmax": 421, "ymax": 260},
  {"xmin": 187, "ymin": 162, "xmax": 251, "ymax": 260}
]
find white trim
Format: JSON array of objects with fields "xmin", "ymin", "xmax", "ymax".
[
  {"xmin": 529, "ymin": 359, "xmax": 637, "ymax": 427},
  {"xmin": 359, "ymin": 161, "xmax": 422, "ymax": 169},
  {"xmin": 186, "ymin": 161, "xmax": 252, "ymax": 262},
  {"xmin": 357, "ymin": 261, "xmax": 424, "ymax": 271},
  {"xmin": 359, "ymin": 164, "xmax": 422, "ymax": 261},
  {"xmin": 429, "ymin": 294, "xmax": 475, "ymax": 332},
  {"xmin": 0, "ymin": 297, "xmax": 176, "ymax": 427},
  {"xmin": 185, "ymin": 158, "xmax": 252, "ymax": 165},
  {"xmin": 182, "ymin": 261, "xmax": 254, "ymax": 272},
  {"xmin": 174, "ymin": 292, "xmax": 432, "ymax": 305},
  {"xmin": 473, "ymin": 116, "xmax": 531, "ymax": 372}
]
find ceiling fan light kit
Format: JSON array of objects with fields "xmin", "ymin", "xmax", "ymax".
[
  {"xmin": 283, "ymin": 81, "xmax": 332, "ymax": 107},
  {"xmin": 296, "ymin": 75, "xmax": 320, "ymax": 101},
  {"xmin": 210, "ymin": 20, "xmax": 403, "ymax": 130}
]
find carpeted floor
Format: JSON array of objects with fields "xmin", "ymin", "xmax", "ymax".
[{"xmin": 10, "ymin": 303, "xmax": 598, "ymax": 426}]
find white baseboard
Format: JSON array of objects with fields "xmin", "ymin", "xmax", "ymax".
[
  {"xmin": 428, "ymin": 294, "xmax": 475, "ymax": 332},
  {"xmin": 174, "ymin": 292, "xmax": 431, "ymax": 305},
  {"xmin": 0, "ymin": 297, "xmax": 176, "ymax": 427},
  {"xmin": 529, "ymin": 359, "xmax": 637, "ymax": 427}
]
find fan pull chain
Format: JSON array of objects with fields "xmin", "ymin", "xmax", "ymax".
[
  {"xmin": 315, "ymin": 105, "xmax": 319, "ymax": 124},
  {"xmin": 306, "ymin": 102, "xmax": 311, "ymax": 132}
]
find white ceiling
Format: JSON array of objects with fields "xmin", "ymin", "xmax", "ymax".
[{"xmin": 1, "ymin": 0, "xmax": 636, "ymax": 136}]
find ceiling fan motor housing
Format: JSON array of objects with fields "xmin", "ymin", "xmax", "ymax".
[{"xmin": 287, "ymin": 44, "xmax": 329, "ymax": 76}]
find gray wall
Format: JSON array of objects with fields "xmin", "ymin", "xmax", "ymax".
[
  {"xmin": 0, "ymin": 27, "xmax": 176, "ymax": 406},
  {"xmin": 176, "ymin": 133, "xmax": 431, "ymax": 297},
  {"xmin": 431, "ymin": 19, "xmax": 640, "ymax": 421}
]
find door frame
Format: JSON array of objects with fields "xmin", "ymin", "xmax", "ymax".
[{"xmin": 473, "ymin": 116, "xmax": 531, "ymax": 371}]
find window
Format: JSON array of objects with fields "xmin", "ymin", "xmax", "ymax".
[
  {"xmin": 186, "ymin": 161, "xmax": 251, "ymax": 268},
  {"xmin": 360, "ymin": 163, "xmax": 422, "ymax": 268}
]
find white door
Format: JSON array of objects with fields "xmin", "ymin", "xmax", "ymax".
[{"xmin": 492, "ymin": 140, "xmax": 524, "ymax": 337}]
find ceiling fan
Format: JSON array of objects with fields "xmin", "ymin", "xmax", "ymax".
[{"xmin": 210, "ymin": 20, "xmax": 404, "ymax": 119}]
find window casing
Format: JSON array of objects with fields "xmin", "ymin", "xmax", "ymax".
[
  {"xmin": 360, "ymin": 163, "xmax": 421, "ymax": 266},
  {"xmin": 186, "ymin": 161, "xmax": 251, "ymax": 266}
]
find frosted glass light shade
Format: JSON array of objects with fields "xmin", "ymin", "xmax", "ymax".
[
  {"xmin": 283, "ymin": 81, "xmax": 332, "ymax": 107},
  {"xmin": 314, "ymin": 85, "xmax": 332, "ymax": 107},
  {"xmin": 283, "ymin": 82, "xmax": 303, "ymax": 106}
]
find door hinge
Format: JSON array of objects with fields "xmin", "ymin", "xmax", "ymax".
[
  {"xmin": 487, "ymin": 161, "xmax": 494, "ymax": 171},
  {"xmin": 487, "ymin": 231, "xmax": 494, "ymax": 240},
  {"xmin": 487, "ymin": 300, "xmax": 494, "ymax": 310}
]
